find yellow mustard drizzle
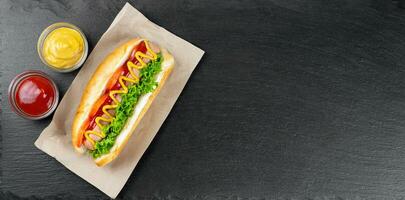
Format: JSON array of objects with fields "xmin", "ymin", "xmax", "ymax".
[{"xmin": 84, "ymin": 40, "xmax": 158, "ymax": 146}]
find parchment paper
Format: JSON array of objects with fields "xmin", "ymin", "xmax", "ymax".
[{"xmin": 34, "ymin": 3, "xmax": 204, "ymax": 198}]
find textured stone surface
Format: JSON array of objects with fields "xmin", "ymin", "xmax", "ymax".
[{"xmin": 2, "ymin": 0, "xmax": 405, "ymax": 199}]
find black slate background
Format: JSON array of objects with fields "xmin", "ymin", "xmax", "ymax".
[{"xmin": 2, "ymin": 0, "xmax": 405, "ymax": 199}]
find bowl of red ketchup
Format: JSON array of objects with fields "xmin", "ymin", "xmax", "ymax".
[{"xmin": 8, "ymin": 70, "xmax": 59, "ymax": 120}]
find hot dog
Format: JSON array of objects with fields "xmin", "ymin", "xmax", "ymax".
[{"xmin": 72, "ymin": 38, "xmax": 174, "ymax": 166}]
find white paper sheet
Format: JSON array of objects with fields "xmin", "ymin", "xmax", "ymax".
[{"xmin": 34, "ymin": 3, "xmax": 204, "ymax": 198}]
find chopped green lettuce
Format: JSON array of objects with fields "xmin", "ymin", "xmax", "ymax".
[{"xmin": 91, "ymin": 53, "xmax": 163, "ymax": 158}]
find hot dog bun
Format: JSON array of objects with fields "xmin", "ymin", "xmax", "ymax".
[{"xmin": 71, "ymin": 38, "xmax": 174, "ymax": 166}]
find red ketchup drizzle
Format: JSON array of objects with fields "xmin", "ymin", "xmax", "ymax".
[{"xmin": 82, "ymin": 41, "xmax": 147, "ymax": 141}]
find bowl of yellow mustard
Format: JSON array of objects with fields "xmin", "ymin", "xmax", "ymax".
[{"xmin": 37, "ymin": 22, "xmax": 88, "ymax": 72}]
